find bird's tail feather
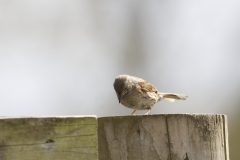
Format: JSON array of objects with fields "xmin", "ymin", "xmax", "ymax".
[{"xmin": 159, "ymin": 93, "xmax": 188, "ymax": 102}]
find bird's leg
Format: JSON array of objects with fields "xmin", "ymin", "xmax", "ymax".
[
  {"xmin": 130, "ymin": 110, "xmax": 136, "ymax": 115},
  {"xmin": 144, "ymin": 109, "xmax": 151, "ymax": 115}
]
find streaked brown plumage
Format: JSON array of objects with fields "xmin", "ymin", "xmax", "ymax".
[{"xmin": 113, "ymin": 74, "xmax": 188, "ymax": 115}]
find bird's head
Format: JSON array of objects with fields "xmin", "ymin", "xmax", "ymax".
[{"xmin": 113, "ymin": 75, "xmax": 133, "ymax": 103}]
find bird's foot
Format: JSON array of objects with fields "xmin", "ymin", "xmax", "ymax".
[
  {"xmin": 130, "ymin": 110, "xmax": 136, "ymax": 115},
  {"xmin": 144, "ymin": 109, "xmax": 151, "ymax": 115}
]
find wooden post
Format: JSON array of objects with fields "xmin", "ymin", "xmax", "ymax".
[
  {"xmin": 0, "ymin": 114, "xmax": 229, "ymax": 160},
  {"xmin": 98, "ymin": 114, "xmax": 229, "ymax": 160},
  {"xmin": 0, "ymin": 116, "xmax": 98, "ymax": 160}
]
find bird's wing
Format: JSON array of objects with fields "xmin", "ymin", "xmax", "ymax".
[{"xmin": 137, "ymin": 80, "xmax": 158, "ymax": 93}]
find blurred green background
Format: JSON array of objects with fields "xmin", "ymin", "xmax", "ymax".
[{"xmin": 0, "ymin": 0, "xmax": 239, "ymax": 158}]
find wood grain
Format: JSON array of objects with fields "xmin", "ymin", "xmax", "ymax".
[
  {"xmin": 0, "ymin": 116, "xmax": 97, "ymax": 160},
  {"xmin": 98, "ymin": 114, "xmax": 229, "ymax": 160},
  {"xmin": 0, "ymin": 114, "xmax": 229, "ymax": 160}
]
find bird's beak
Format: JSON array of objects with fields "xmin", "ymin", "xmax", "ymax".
[
  {"xmin": 117, "ymin": 94, "xmax": 122, "ymax": 103},
  {"xmin": 118, "ymin": 95, "xmax": 121, "ymax": 103}
]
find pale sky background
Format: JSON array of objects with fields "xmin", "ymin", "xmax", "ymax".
[{"xmin": 0, "ymin": 0, "xmax": 240, "ymax": 158}]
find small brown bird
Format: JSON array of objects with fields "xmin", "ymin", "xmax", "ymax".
[{"xmin": 113, "ymin": 74, "xmax": 188, "ymax": 115}]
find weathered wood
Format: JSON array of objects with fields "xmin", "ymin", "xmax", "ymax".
[
  {"xmin": 0, "ymin": 116, "xmax": 97, "ymax": 160},
  {"xmin": 0, "ymin": 114, "xmax": 229, "ymax": 160},
  {"xmin": 98, "ymin": 114, "xmax": 229, "ymax": 160}
]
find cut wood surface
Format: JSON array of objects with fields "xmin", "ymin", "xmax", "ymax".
[
  {"xmin": 0, "ymin": 114, "xmax": 229, "ymax": 160},
  {"xmin": 98, "ymin": 114, "xmax": 229, "ymax": 160},
  {"xmin": 0, "ymin": 116, "xmax": 97, "ymax": 160}
]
